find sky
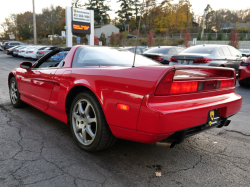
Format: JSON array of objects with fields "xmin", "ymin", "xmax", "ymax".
[{"xmin": 0, "ymin": 0, "xmax": 249, "ymax": 30}]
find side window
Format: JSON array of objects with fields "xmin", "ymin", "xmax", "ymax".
[
  {"xmin": 136, "ymin": 48, "xmax": 142, "ymax": 54},
  {"xmin": 217, "ymin": 48, "xmax": 225, "ymax": 56},
  {"xmin": 176, "ymin": 48, "xmax": 183, "ymax": 53},
  {"xmin": 35, "ymin": 51, "xmax": 66, "ymax": 68},
  {"xmin": 169, "ymin": 48, "xmax": 178, "ymax": 55},
  {"xmin": 222, "ymin": 47, "xmax": 231, "ymax": 56},
  {"xmin": 229, "ymin": 47, "xmax": 240, "ymax": 57}
]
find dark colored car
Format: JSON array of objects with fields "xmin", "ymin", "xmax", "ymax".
[
  {"xmin": 142, "ymin": 46, "xmax": 184, "ymax": 64},
  {"xmin": 238, "ymin": 58, "xmax": 250, "ymax": 87},
  {"xmin": 8, "ymin": 46, "xmax": 241, "ymax": 152},
  {"xmin": 127, "ymin": 34, "xmax": 137, "ymax": 38},
  {"xmin": 3, "ymin": 41, "xmax": 24, "ymax": 50},
  {"xmin": 170, "ymin": 45, "xmax": 246, "ymax": 74}
]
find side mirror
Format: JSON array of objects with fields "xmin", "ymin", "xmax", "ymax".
[{"xmin": 20, "ymin": 61, "xmax": 32, "ymax": 70}]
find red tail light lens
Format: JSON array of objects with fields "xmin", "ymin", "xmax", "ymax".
[
  {"xmin": 155, "ymin": 70, "xmax": 175, "ymax": 95},
  {"xmin": 117, "ymin": 104, "xmax": 130, "ymax": 111},
  {"xmin": 170, "ymin": 57, "xmax": 178, "ymax": 62},
  {"xmin": 170, "ymin": 81, "xmax": 198, "ymax": 94},
  {"xmin": 40, "ymin": 52, "xmax": 45, "ymax": 54},
  {"xmin": 220, "ymin": 79, "xmax": 235, "ymax": 88},
  {"xmin": 240, "ymin": 61, "xmax": 249, "ymax": 66},
  {"xmin": 29, "ymin": 51, "xmax": 33, "ymax": 53},
  {"xmin": 21, "ymin": 50, "xmax": 25, "ymax": 52},
  {"xmin": 153, "ymin": 56, "xmax": 163, "ymax": 61},
  {"xmin": 193, "ymin": 58, "xmax": 212, "ymax": 64}
]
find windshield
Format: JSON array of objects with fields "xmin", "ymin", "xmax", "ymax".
[
  {"xmin": 72, "ymin": 47, "xmax": 159, "ymax": 67},
  {"xmin": 144, "ymin": 48, "xmax": 171, "ymax": 54},
  {"xmin": 240, "ymin": 50, "xmax": 250, "ymax": 53},
  {"xmin": 181, "ymin": 46, "xmax": 217, "ymax": 54}
]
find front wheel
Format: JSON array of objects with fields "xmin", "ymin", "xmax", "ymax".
[
  {"xmin": 9, "ymin": 77, "xmax": 24, "ymax": 108},
  {"xmin": 70, "ymin": 92, "xmax": 116, "ymax": 151}
]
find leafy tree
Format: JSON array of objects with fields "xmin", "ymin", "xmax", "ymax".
[
  {"xmin": 94, "ymin": 36, "xmax": 99, "ymax": 45},
  {"xmin": 197, "ymin": 30, "xmax": 201, "ymax": 40},
  {"xmin": 240, "ymin": 33, "xmax": 244, "ymax": 40},
  {"xmin": 208, "ymin": 31, "xmax": 212, "ymax": 40},
  {"xmin": 116, "ymin": 0, "xmax": 134, "ymax": 28},
  {"xmin": 99, "ymin": 32, "xmax": 106, "ymax": 45},
  {"xmin": 228, "ymin": 29, "xmax": 239, "ymax": 49},
  {"xmin": 71, "ymin": 0, "xmax": 83, "ymax": 7},
  {"xmin": 183, "ymin": 29, "xmax": 191, "ymax": 47},
  {"xmin": 85, "ymin": 0, "xmax": 111, "ymax": 25},
  {"xmin": 217, "ymin": 30, "xmax": 223, "ymax": 40},
  {"xmin": 110, "ymin": 32, "xmax": 116, "ymax": 46},
  {"xmin": 147, "ymin": 30, "xmax": 155, "ymax": 46}
]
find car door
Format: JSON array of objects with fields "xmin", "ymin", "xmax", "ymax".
[
  {"xmin": 18, "ymin": 51, "xmax": 62, "ymax": 110},
  {"xmin": 221, "ymin": 46, "xmax": 235, "ymax": 69},
  {"xmin": 228, "ymin": 46, "xmax": 243, "ymax": 73}
]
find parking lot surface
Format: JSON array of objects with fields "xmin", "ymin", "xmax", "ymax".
[{"xmin": 0, "ymin": 51, "xmax": 250, "ymax": 186}]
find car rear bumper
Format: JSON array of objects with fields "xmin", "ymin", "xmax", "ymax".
[{"xmin": 110, "ymin": 92, "xmax": 242, "ymax": 144}]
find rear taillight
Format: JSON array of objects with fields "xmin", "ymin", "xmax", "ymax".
[
  {"xmin": 17, "ymin": 50, "xmax": 19, "ymax": 52},
  {"xmin": 58, "ymin": 54, "xmax": 62, "ymax": 56},
  {"xmin": 155, "ymin": 71, "xmax": 235, "ymax": 95},
  {"xmin": 240, "ymin": 61, "xmax": 249, "ymax": 66},
  {"xmin": 9, "ymin": 50, "xmax": 12, "ymax": 52},
  {"xmin": 29, "ymin": 51, "xmax": 33, "ymax": 53},
  {"xmin": 153, "ymin": 56, "xmax": 163, "ymax": 61},
  {"xmin": 40, "ymin": 52, "xmax": 44, "ymax": 54},
  {"xmin": 193, "ymin": 58, "xmax": 211, "ymax": 64},
  {"xmin": 155, "ymin": 71, "xmax": 175, "ymax": 95},
  {"xmin": 21, "ymin": 50, "xmax": 25, "ymax": 52},
  {"xmin": 170, "ymin": 57, "xmax": 178, "ymax": 62}
]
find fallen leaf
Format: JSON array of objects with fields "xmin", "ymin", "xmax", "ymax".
[{"xmin": 155, "ymin": 172, "xmax": 161, "ymax": 177}]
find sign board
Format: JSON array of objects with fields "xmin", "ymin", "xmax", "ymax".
[
  {"xmin": 50, "ymin": 37, "xmax": 53, "ymax": 41},
  {"xmin": 77, "ymin": 37, "xmax": 81, "ymax": 44},
  {"xmin": 193, "ymin": 38, "xmax": 197, "ymax": 45},
  {"xmin": 72, "ymin": 8, "xmax": 91, "ymax": 23},
  {"xmin": 99, "ymin": 41, "xmax": 102, "ymax": 46},
  {"xmin": 48, "ymin": 35, "xmax": 53, "ymax": 38},
  {"xmin": 61, "ymin": 31, "xmax": 66, "ymax": 37},
  {"xmin": 72, "ymin": 21, "xmax": 91, "ymax": 34},
  {"xmin": 9, "ymin": 34, "xmax": 15, "ymax": 39}
]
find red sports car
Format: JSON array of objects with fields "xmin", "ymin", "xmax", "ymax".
[
  {"xmin": 238, "ymin": 58, "xmax": 250, "ymax": 87},
  {"xmin": 8, "ymin": 46, "xmax": 242, "ymax": 151}
]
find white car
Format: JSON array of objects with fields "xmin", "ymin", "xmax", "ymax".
[
  {"xmin": 26, "ymin": 46, "xmax": 47, "ymax": 59},
  {"xmin": 19, "ymin": 46, "xmax": 35, "ymax": 57}
]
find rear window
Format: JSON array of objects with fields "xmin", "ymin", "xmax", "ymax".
[
  {"xmin": 10, "ymin": 43, "xmax": 20, "ymax": 45},
  {"xmin": 182, "ymin": 46, "xmax": 217, "ymax": 54},
  {"xmin": 72, "ymin": 47, "xmax": 159, "ymax": 67},
  {"xmin": 144, "ymin": 48, "xmax": 171, "ymax": 54}
]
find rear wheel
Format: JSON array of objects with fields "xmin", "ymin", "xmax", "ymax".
[
  {"xmin": 239, "ymin": 80, "xmax": 249, "ymax": 87},
  {"xmin": 9, "ymin": 77, "xmax": 24, "ymax": 108},
  {"xmin": 70, "ymin": 92, "xmax": 116, "ymax": 151}
]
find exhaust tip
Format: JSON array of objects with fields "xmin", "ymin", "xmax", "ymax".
[
  {"xmin": 223, "ymin": 120, "xmax": 231, "ymax": 126},
  {"xmin": 156, "ymin": 140, "xmax": 176, "ymax": 148}
]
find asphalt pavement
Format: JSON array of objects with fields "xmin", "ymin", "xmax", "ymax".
[{"xmin": 0, "ymin": 51, "xmax": 250, "ymax": 187}]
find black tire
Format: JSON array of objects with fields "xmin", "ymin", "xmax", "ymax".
[
  {"xmin": 239, "ymin": 80, "xmax": 248, "ymax": 87},
  {"xmin": 69, "ymin": 92, "xmax": 116, "ymax": 152},
  {"xmin": 9, "ymin": 77, "xmax": 24, "ymax": 108}
]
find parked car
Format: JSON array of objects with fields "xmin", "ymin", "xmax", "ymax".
[
  {"xmin": 3, "ymin": 41, "xmax": 24, "ymax": 50},
  {"xmin": 142, "ymin": 46, "xmax": 184, "ymax": 64},
  {"xmin": 127, "ymin": 34, "xmax": 137, "ymax": 38},
  {"xmin": 13, "ymin": 46, "xmax": 27, "ymax": 57},
  {"xmin": 6, "ymin": 46, "xmax": 20, "ymax": 55},
  {"xmin": 169, "ymin": 45, "xmax": 246, "ymax": 74},
  {"xmin": 18, "ymin": 46, "xmax": 35, "ymax": 57},
  {"xmin": 238, "ymin": 57, "xmax": 250, "ymax": 87},
  {"xmin": 123, "ymin": 46, "xmax": 148, "ymax": 54},
  {"xmin": 239, "ymin": 49, "xmax": 250, "ymax": 57},
  {"xmin": 50, "ymin": 51, "xmax": 69, "ymax": 62},
  {"xmin": 8, "ymin": 46, "xmax": 242, "ymax": 152},
  {"xmin": 36, "ymin": 46, "xmax": 58, "ymax": 59},
  {"xmin": 26, "ymin": 46, "xmax": 47, "ymax": 59}
]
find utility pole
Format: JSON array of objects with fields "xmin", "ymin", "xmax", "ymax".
[
  {"xmin": 201, "ymin": 11, "xmax": 206, "ymax": 39},
  {"xmin": 186, "ymin": 3, "xmax": 188, "ymax": 30},
  {"xmin": 32, "ymin": 0, "xmax": 37, "ymax": 45}
]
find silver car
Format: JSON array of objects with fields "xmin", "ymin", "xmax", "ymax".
[{"xmin": 169, "ymin": 45, "xmax": 246, "ymax": 74}]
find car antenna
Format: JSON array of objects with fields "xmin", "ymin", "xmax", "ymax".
[{"xmin": 132, "ymin": 0, "xmax": 144, "ymax": 67}]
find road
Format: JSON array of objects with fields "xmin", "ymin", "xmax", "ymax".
[{"xmin": 0, "ymin": 51, "xmax": 250, "ymax": 187}]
